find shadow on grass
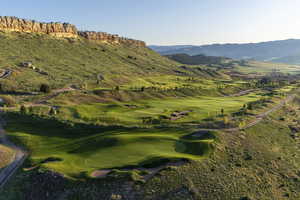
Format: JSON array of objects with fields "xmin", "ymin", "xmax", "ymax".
[{"xmin": 4, "ymin": 112, "xmax": 216, "ymax": 173}]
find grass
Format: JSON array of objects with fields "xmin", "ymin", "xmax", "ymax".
[
  {"xmin": 235, "ymin": 60, "xmax": 300, "ymax": 74},
  {"xmin": 0, "ymin": 144, "xmax": 15, "ymax": 171},
  {"xmin": 50, "ymin": 91, "xmax": 263, "ymax": 126},
  {"xmin": 1, "ymin": 29, "xmax": 299, "ymax": 199},
  {"xmin": 0, "ymin": 31, "xmax": 226, "ymax": 93},
  {"xmin": 1, "ymin": 93, "xmax": 299, "ymax": 200},
  {"xmin": 137, "ymin": 99, "xmax": 300, "ymax": 200},
  {"xmin": 5, "ymin": 113, "xmax": 215, "ymax": 178}
]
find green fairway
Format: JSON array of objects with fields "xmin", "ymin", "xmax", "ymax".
[
  {"xmin": 5, "ymin": 113, "xmax": 215, "ymax": 177},
  {"xmin": 59, "ymin": 92, "xmax": 263, "ymax": 125}
]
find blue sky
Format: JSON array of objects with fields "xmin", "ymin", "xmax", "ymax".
[{"xmin": 1, "ymin": 0, "xmax": 300, "ymax": 45}]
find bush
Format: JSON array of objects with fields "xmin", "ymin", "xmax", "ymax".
[
  {"xmin": 49, "ymin": 107, "xmax": 56, "ymax": 115},
  {"xmin": 0, "ymin": 95, "xmax": 16, "ymax": 107},
  {"xmin": 20, "ymin": 105, "xmax": 27, "ymax": 114},
  {"xmin": 40, "ymin": 84, "xmax": 51, "ymax": 93}
]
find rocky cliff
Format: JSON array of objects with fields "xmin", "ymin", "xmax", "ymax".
[
  {"xmin": 0, "ymin": 16, "xmax": 145, "ymax": 47},
  {"xmin": 78, "ymin": 31, "xmax": 146, "ymax": 47}
]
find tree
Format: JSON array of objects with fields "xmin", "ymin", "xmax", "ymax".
[
  {"xmin": 247, "ymin": 103, "xmax": 253, "ymax": 110},
  {"xmin": 28, "ymin": 106, "xmax": 34, "ymax": 114},
  {"xmin": 40, "ymin": 84, "xmax": 51, "ymax": 93},
  {"xmin": 20, "ymin": 105, "xmax": 27, "ymax": 114},
  {"xmin": 49, "ymin": 107, "xmax": 56, "ymax": 115},
  {"xmin": 221, "ymin": 108, "xmax": 224, "ymax": 116}
]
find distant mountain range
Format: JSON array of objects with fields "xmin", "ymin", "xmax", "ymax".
[{"xmin": 149, "ymin": 39, "xmax": 300, "ymax": 64}]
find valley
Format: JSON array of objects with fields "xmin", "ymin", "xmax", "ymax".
[{"xmin": 0, "ymin": 16, "xmax": 299, "ymax": 200}]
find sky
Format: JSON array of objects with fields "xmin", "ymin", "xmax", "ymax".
[{"xmin": 1, "ymin": 0, "xmax": 300, "ymax": 45}]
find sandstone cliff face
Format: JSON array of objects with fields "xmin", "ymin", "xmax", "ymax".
[
  {"xmin": 0, "ymin": 16, "xmax": 146, "ymax": 47},
  {"xmin": 0, "ymin": 16, "xmax": 78, "ymax": 38},
  {"xmin": 78, "ymin": 31, "xmax": 146, "ymax": 47}
]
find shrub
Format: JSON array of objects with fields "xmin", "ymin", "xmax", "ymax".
[
  {"xmin": 40, "ymin": 84, "xmax": 51, "ymax": 93},
  {"xmin": 20, "ymin": 105, "xmax": 27, "ymax": 114},
  {"xmin": 0, "ymin": 95, "xmax": 16, "ymax": 107},
  {"xmin": 49, "ymin": 107, "xmax": 56, "ymax": 115}
]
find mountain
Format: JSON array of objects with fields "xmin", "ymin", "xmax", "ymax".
[{"xmin": 149, "ymin": 39, "xmax": 300, "ymax": 64}]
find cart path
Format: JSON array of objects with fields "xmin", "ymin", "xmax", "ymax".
[{"xmin": 0, "ymin": 115, "xmax": 27, "ymax": 189}]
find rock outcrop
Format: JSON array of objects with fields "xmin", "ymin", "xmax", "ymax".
[
  {"xmin": 78, "ymin": 31, "xmax": 146, "ymax": 46},
  {"xmin": 0, "ymin": 16, "xmax": 145, "ymax": 47},
  {"xmin": 0, "ymin": 16, "xmax": 77, "ymax": 38}
]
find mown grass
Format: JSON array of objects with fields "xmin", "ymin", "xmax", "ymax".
[
  {"xmin": 50, "ymin": 91, "xmax": 263, "ymax": 126},
  {"xmin": 5, "ymin": 113, "xmax": 215, "ymax": 178}
]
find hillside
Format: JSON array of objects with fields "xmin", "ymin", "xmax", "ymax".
[
  {"xmin": 0, "ymin": 32, "xmax": 182, "ymax": 92},
  {"xmin": 271, "ymin": 54, "xmax": 300, "ymax": 65},
  {"xmin": 150, "ymin": 39, "xmax": 300, "ymax": 64},
  {"xmin": 165, "ymin": 53, "xmax": 231, "ymax": 65}
]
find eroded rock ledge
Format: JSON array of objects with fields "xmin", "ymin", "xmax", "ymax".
[{"xmin": 0, "ymin": 16, "xmax": 146, "ymax": 47}]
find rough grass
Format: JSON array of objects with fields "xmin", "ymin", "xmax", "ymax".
[
  {"xmin": 0, "ymin": 144, "xmax": 15, "ymax": 170},
  {"xmin": 0, "ymin": 31, "xmax": 224, "ymax": 92}
]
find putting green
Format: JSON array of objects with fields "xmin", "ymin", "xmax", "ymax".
[{"xmin": 6, "ymin": 114, "xmax": 215, "ymax": 177}]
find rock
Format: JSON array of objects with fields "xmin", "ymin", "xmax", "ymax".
[
  {"xmin": 20, "ymin": 61, "xmax": 33, "ymax": 67},
  {"xmin": 0, "ymin": 16, "xmax": 146, "ymax": 47},
  {"xmin": 78, "ymin": 31, "xmax": 146, "ymax": 47},
  {"xmin": 0, "ymin": 16, "xmax": 77, "ymax": 38}
]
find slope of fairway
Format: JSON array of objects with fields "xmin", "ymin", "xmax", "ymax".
[
  {"xmin": 5, "ymin": 113, "xmax": 215, "ymax": 177},
  {"xmin": 57, "ymin": 92, "xmax": 263, "ymax": 125}
]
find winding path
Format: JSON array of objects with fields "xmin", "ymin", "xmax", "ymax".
[{"xmin": 0, "ymin": 115, "xmax": 27, "ymax": 189}]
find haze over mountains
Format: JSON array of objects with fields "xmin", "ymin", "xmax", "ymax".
[{"xmin": 150, "ymin": 39, "xmax": 300, "ymax": 64}]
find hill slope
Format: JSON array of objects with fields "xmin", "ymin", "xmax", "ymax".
[
  {"xmin": 0, "ymin": 31, "xmax": 184, "ymax": 91},
  {"xmin": 165, "ymin": 53, "xmax": 231, "ymax": 65}
]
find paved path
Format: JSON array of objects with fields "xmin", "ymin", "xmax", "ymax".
[
  {"xmin": 0, "ymin": 69, "xmax": 12, "ymax": 79},
  {"xmin": 192, "ymin": 93, "xmax": 297, "ymax": 133},
  {"xmin": 0, "ymin": 115, "xmax": 27, "ymax": 189}
]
